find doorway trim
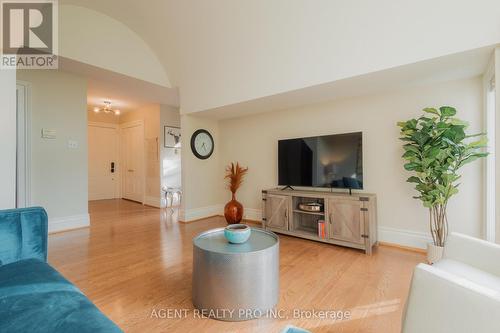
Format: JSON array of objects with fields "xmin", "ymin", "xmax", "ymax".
[
  {"xmin": 16, "ymin": 81, "xmax": 31, "ymax": 208},
  {"xmin": 484, "ymin": 58, "xmax": 496, "ymax": 242}
]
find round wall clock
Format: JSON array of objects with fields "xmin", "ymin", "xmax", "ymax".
[{"xmin": 190, "ymin": 129, "xmax": 214, "ymax": 160}]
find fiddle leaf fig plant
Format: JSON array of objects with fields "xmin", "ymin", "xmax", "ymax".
[{"xmin": 397, "ymin": 106, "xmax": 488, "ymax": 247}]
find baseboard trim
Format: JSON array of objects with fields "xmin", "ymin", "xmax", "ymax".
[
  {"xmin": 144, "ymin": 196, "xmax": 162, "ymax": 208},
  {"xmin": 378, "ymin": 241, "xmax": 427, "ymax": 254},
  {"xmin": 242, "ymin": 208, "xmax": 262, "ymax": 222},
  {"xmin": 49, "ymin": 214, "xmax": 90, "ymax": 234},
  {"xmin": 214, "ymin": 214, "xmax": 262, "ymax": 225},
  {"xmin": 378, "ymin": 226, "xmax": 431, "ymax": 250},
  {"xmin": 180, "ymin": 205, "xmax": 223, "ymax": 222},
  {"xmin": 240, "ymin": 218, "xmax": 262, "ymax": 225},
  {"xmin": 180, "ymin": 205, "xmax": 262, "ymax": 224}
]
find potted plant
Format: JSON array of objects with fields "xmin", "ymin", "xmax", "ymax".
[
  {"xmin": 398, "ymin": 106, "xmax": 488, "ymax": 263},
  {"xmin": 224, "ymin": 162, "xmax": 249, "ymax": 224}
]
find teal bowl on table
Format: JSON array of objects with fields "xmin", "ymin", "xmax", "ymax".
[{"xmin": 224, "ymin": 224, "xmax": 251, "ymax": 244}]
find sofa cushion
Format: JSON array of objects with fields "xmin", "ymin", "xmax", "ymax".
[
  {"xmin": 0, "ymin": 259, "xmax": 80, "ymax": 299},
  {"xmin": 0, "ymin": 207, "xmax": 47, "ymax": 266},
  {"xmin": 0, "ymin": 290, "xmax": 122, "ymax": 333},
  {"xmin": 434, "ymin": 259, "xmax": 500, "ymax": 292},
  {"xmin": 0, "ymin": 214, "xmax": 21, "ymax": 265}
]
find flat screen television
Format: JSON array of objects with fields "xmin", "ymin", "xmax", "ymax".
[{"xmin": 278, "ymin": 132, "xmax": 363, "ymax": 189}]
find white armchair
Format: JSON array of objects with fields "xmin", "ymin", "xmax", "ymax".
[{"xmin": 402, "ymin": 232, "xmax": 500, "ymax": 333}]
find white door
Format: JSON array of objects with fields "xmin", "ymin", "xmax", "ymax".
[
  {"xmin": 121, "ymin": 123, "xmax": 144, "ymax": 203},
  {"xmin": 88, "ymin": 123, "xmax": 120, "ymax": 200}
]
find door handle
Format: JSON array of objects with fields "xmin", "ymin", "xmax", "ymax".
[
  {"xmin": 111, "ymin": 162, "xmax": 115, "ymax": 173},
  {"xmin": 329, "ymin": 213, "xmax": 333, "ymax": 224}
]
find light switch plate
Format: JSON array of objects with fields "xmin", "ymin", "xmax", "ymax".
[
  {"xmin": 68, "ymin": 140, "xmax": 78, "ymax": 149},
  {"xmin": 41, "ymin": 129, "xmax": 56, "ymax": 139}
]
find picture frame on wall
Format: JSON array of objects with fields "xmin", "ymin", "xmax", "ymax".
[{"xmin": 164, "ymin": 126, "xmax": 181, "ymax": 148}]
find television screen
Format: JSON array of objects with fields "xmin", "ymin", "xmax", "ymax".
[{"xmin": 278, "ymin": 132, "xmax": 363, "ymax": 189}]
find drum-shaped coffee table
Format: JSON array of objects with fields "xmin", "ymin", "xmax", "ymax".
[{"xmin": 192, "ymin": 227, "xmax": 279, "ymax": 321}]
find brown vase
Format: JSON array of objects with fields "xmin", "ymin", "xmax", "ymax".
[{"xmin": 224, "ymin": 194, "xmax": 243, "ymax": 224}]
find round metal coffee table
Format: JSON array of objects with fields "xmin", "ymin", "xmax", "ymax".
[{"xmin": 192, "ymin": 227, "xmax": 279, "ymax": 321}]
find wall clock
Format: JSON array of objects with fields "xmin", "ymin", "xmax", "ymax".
[{"xmin": 190, "ymin": 129, "xmax": 214, "ymax": 160}]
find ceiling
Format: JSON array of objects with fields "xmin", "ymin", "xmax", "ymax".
[
  {"xmin": 59, "ymin": 1, "xmax": 500, "ymax": 115},
  {"xmin": 87, "ymin": 83, "xmax": 150, "ymax": 114},
  {"xmin": 60, "ymin": 57, "xmax": 179, "ymax": 113}
]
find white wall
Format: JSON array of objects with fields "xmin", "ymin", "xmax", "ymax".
[
  {"xmin": 160, "ymin": 105, "xmax": 181, "ymax": 207},
  {"xmin": 16, "ymin": 70, "xmax": 89, "ymax": 232},
  {"xmin": 217, "ymin": 77, "xmax": 485, "ymax": 248},
  {"xmin": 0, "ymin": 70, "xmax": 16, "ymax": 209},
  {"xmin": 180, "ymin": 114, "xmax": 222, "ymax": 221},
  {"xmin": 59, "ymin": 4, "xmax": 170, "ymax": 87}
]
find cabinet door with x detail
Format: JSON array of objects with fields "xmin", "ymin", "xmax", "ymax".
[
  {"xmin": 264, "ymin": 194, "xmax": 290, "ymax": 231},
  {"xmin": 327, "ymin": 198, "xmax": 365, "ymax": 244}
]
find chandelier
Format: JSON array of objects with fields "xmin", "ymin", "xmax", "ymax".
[{"xmin": 93, "ymin": 101, "xmax": 121, "ymax": 116}]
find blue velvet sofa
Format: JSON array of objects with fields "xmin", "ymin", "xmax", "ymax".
[{"xmin": 0, "ymin": 207, "xmax": 122, "ymax": 332}]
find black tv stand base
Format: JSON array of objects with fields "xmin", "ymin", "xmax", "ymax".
[{"xmin": 280, "ymin": 185, "xmax": 295, "ymax": 191}]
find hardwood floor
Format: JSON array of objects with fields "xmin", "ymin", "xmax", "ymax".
[{"xmin": 48, "ymin": 199, "xmax": 423, "ymax": 333}]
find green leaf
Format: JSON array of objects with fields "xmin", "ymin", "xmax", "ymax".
[
  {"xmin": 419, "ymin": 117, "xmax": 433, "ymax": 123},
  {"xmin": 407, "ymin": 176, "xmax": 422, "ymax": 184},
  {"xmin": 466, "ymin": 132, "xmax": 487, "ymax": 138},
  {"xmin": 450, "ymin": 118, "xmax": 469, "ymax": 127},
  {"xmin": 440, "ymin": 106, "xmax": 457, "ymax": 117},
  {"xmin": 459, "ymin": 155, "xmax": 481, "ymax": 167},
  {"xmin": 423, "ymin": 108, "xmax": 439, "ymax": 116},
  {"xmin": 411, "ymin": 132, "xmax": 430, "ymax": 146},
  {"xmin": 399, "ymin": 119, "xmax": 418, "ymax": 131},
  {"xmin": 442, "ymin": 125, "xmax": 466, "ymax": 143},
  {"xmin": 468, "ymin": 136, "xmax": 488, "ymax": 148},
  {"xmin": 404, "ymin": 162, "xmax": 420, "ymax": 171},
  {"xmin": 423, "ymin": 201, "xmax": 433, "ymax": 208},
  {"xmin": 477, "ymin": 153, "xmax": 489, "ymax": 157},
  {"xmin": 436, "ymin": 121, "xmax": 448, "ymax": 129},
  {"xmin": 425, "ymin": 146, "xmax": 441, "ymax": 159},
  {"xmin": 403, "ymin": 144, "xmax": 420, "ymax": 153},
  {"xmin": 441, "ymin": 137, "xmax": 457, "ymax": 147},
  {"xmin": 402, "ymin": 151, "xmax": 418, "ymax": 160},
  {"xmin": 406, "ymin": 119, "xmax": 418, "ymax": 130}
]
